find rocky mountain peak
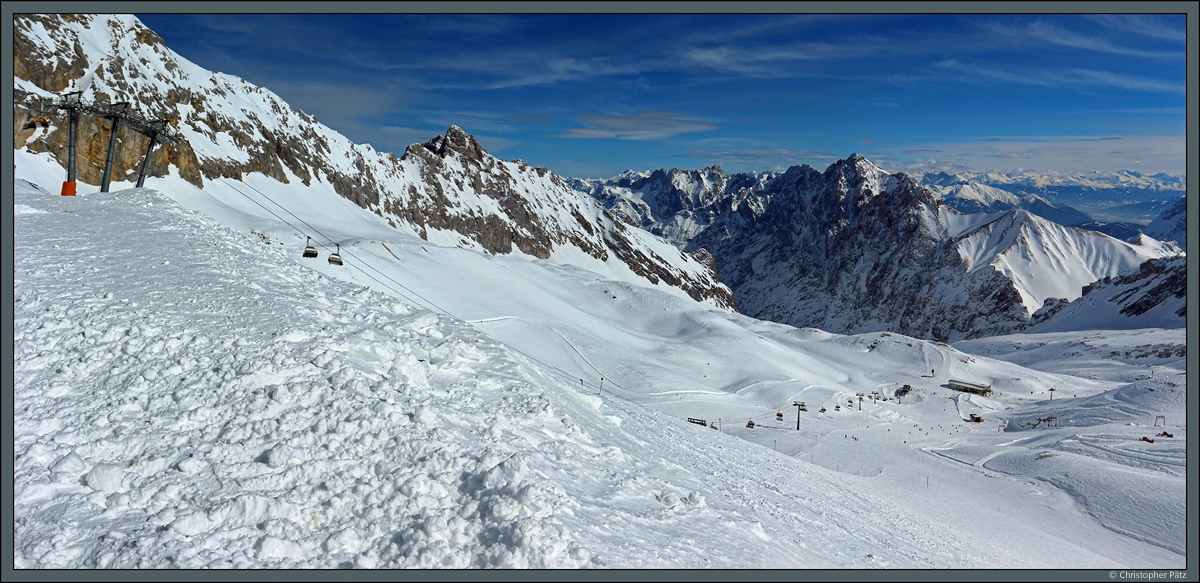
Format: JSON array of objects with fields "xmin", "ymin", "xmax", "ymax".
[
  {"xmin": 421, "ymin": 125, "xmax": 487, "ymax": 163},
  {"xmin": 13, "ymin": 14, "xmax": 736, "ymax": 313}
]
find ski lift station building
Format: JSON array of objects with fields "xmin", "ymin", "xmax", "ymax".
[{"xmin": 947, "ymin": 379, "xmax": 992, "ymax": 397}]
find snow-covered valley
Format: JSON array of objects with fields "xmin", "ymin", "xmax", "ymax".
[
  {"xmin": 9, "ymin": 11, "xmax": 1191, "ymax": 571},
  {"xmin": 11, "ymin": 150, "xmax": 1188, "ymax": 569}
]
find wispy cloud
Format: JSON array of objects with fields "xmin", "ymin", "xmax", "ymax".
[
  {"xmin": 1064, "ymin": 68, "xmax": 1185, "ymax": 93},
  {"xmin": 675, "ymin": 40, "xmax": 887, "ymax": 77},
  {"xmin": 415, "ymin": 110, "xmax": 521, "ymax": 135},
  {"xmin": 505, "ymin": 114, "xmax": 553, "ymax": 122},
  {"xmin": 935, "ymin": 60, "xmax": 1184, "ymax": 93},
  {"xmin": 386, "ymin": 51, "xmax": 639, "ymax": 91},
  {"xmin": 556, "ymin": 111, "xmax": 717, "ymax": 140},
  {"xmin": 890, "ymin": 135, "xmax": 1185, "ymax": 175},
  {"xmin": 681, "ymin": 146, "xmax": 839, "ymax": 171},
  {"xmin": 1085, "ymin": 15, "xmax": 1186, "ymax": 42},
  {"xmin": 259, "ymin": 80, "xmax": 412, "ymax": 133},
  {"xmin": 976, "ymin": 19, "xmax": 1184, "ymax": 59}
]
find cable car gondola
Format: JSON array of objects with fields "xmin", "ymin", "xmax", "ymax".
[
  {"xmin": 328, "ymin": 244, "xmax": 344, "ymax": 266},
  {"xmin": 302, "ymin": 236, "xmax": 318, "ymax": 258}
]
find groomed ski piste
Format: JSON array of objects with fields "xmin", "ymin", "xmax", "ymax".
[{"xmin": 12, "ymin": 149, "xmax": 1187, "ymax": 569}]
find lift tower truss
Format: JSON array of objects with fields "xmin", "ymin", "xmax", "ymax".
[{"xmin": 33, "ymin": 93, "xmax": 181, "ymax": 195}]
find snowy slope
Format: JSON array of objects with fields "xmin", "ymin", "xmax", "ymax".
[
  {"xmin": 12, "ymin": 152, "xmax": 1187, "ymax": 569},
  {"xmin": 1143, "ymin": 197, "xmax": 1187, "ymax": 252},
  {"xmin": 10, "ymin": 11, "xmax": 1190, "ymax": 572},
  {"xmin": 1024, "ymin": 256, "xmax": 1187, "ymax": 333},
  {"xmin": 950, "ymin": 209, "xmax": 1178, "ymax": 314},
  {"xmin": 13, "ymin": 14, "xmax": 733, "ymax": 313}
]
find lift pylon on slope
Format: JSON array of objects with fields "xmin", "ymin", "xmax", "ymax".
[{"xmin": 31, "ymin": 93, "xmax": 180, "ymax": 195}]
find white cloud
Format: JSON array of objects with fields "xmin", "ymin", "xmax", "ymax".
[
  {"xmin": 935, "ymin": 60, "xmax": 1184, "ymax": 94},
  {"xmin": 976, "ymin": 19, "xmax": 1183, "ymax": 59},
  {"xmin": 1085, "ymin": 15, "xmax": 1186, "ymax": 42},
  {"xmin": 556, "ymin": 111, "xmax": 717, "ymax": 141},
  {"xmin": 889, "ymin": 135, "xmax": 1185, "ymax": 175}
]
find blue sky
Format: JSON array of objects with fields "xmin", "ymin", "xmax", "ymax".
[{"xmin": 135, "ymin": 12, "xmax": 1188, "ymax": 178}]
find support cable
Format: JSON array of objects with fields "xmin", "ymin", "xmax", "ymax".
[{"xmin": 216, "ymin": 177, "xmax": 648, "ymax": 403}]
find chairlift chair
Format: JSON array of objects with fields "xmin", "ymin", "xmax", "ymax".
[
  {"xmin": 22, "ymin": 116, "xmax": 49, "ymax": 130},
  {"xmin": 302, "ymin": 237, "xmax": 318, "ymax": 258},
  {"xmin": 328, "ymin": 244, "xmax": 344, "ymax": 266}
]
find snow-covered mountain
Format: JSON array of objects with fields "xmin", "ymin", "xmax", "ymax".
[
  {"xmin": 963, "ymin": 168, "xmax": 1186, "ymax": 193},
  {"xmin": 11, "ymin": 12, "xmax": 1190, "ymax": 572},
  {"xmin": 12, "ymin": 13, "xmax": 733, "ymax": 311},
  {"xmin": 13, "ymin": 152, "xmax": 1187, "ymax": 569},
  {"xmin": 578, "ymin": 157, "xmax": 1180, "ymax": 340},
  {"xmin": 951, "ymin": 169, "xmax": 1186, "ymax": 220},
  {"xmin": 919, "ymin": 174, "xmax": 1092, "ymax": 227},
  {"xmin": 1027, "ymin": 256, "xmax": 1187, "ymax": 333},
  {"xmin": 1143, "ymin": 196, "xmax": 1187, "ymax": 252},
  {"xmin": 951, "ymin": 210, "xmax": 1177, "ymax": 315}
]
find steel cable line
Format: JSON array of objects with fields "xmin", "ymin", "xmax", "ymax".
[
  {"xmin": 217, "ymin": 178, "xmax": 436, "ymax": 311},
  {"xmin": 215, "ymin": 178, "xmax": 649, "ymax": 405}
]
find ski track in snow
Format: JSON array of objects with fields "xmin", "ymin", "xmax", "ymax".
[
  {"xmin": 7, "ymin": 184, "xmax": 1020, "ymax": 569},
  {"xmin": 11, "ymin": 173, "xmax": 1187, "ymax": 569}
]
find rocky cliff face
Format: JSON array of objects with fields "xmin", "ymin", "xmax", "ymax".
[
  {"xmin": 581, "ymin": 156, "xmax": 1181, "ymax": 340},
  {"xmin": 13, "ymin": 13, "xmax": 734, "ymax": 310}
]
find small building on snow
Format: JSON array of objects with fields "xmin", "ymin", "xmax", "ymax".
[{"xmin": 948, "ymin": 379, "xmax": 992, "ymax": 397}]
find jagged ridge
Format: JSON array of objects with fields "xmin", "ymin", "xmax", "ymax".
[
  {"xmin": 12, "ymin": 14, "xmax": 734, "ymax": 310},
  {"xmin": 579, "ymin": 156, "xmax": 1182, "ymax": 340}
]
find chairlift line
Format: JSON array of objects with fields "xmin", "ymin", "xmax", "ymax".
[{"xmin": 214, "ymin": 177, "xmax": 665, "ymax": 416}]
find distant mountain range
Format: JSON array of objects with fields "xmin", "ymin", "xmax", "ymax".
[
  {"xmin": 573, "ymin": 159, "xmax": 1182, "ymax": 339},
  {"xmin": 13, "ymin": 13, "xmax": 1185, "ymax": 342},
  {"xmin": 950, "ymin": 168, "xmax": 1185, "ymax": 208},
  {"xmin": 918, "ymin": 173, "xmax": 1093, "ymax": 227}
]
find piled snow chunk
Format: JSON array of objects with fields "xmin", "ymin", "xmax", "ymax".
[{"xmin": 84, "ymin": 463, "xmax": 126, "ymax": 493}]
